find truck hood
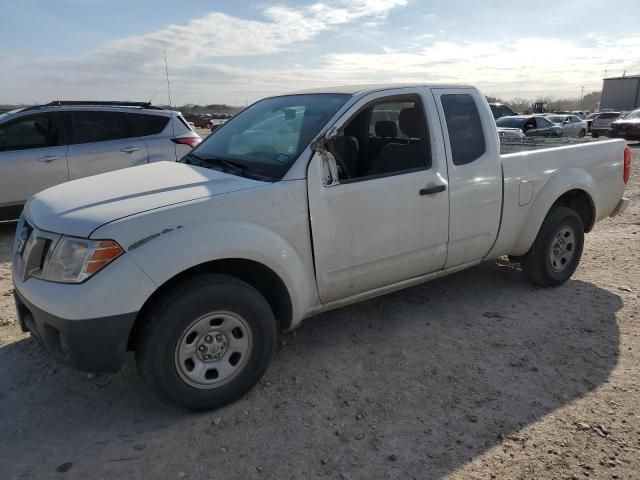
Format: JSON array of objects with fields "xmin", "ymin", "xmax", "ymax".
[{"xmin": 26, "ymin": 161, "xmax": 264, "ymax": 238}]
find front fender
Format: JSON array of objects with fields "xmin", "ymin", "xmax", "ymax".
[
  {"xmin": 512, "ymin": 168, "xmax": 597, "ymax": 255},
  {"xmin": 126, "ymin": 220, "xmax": 316, "ymax": 326}
]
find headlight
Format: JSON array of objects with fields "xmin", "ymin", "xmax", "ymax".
[{"xmin": 36, "ymin": 237, "xmax": 123, "ymax": 283}]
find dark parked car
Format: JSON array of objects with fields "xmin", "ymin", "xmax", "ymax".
[
  {"xmin": 489, "ymin": 103, "xmax": 517, "ymax": 120},
  {"xmin": 495, "ymin": 115, "xmax": 563, "ymax": 137},
  {"xmin": 608, "ymin": 109, "xmax": 640, "ymax": 141}
]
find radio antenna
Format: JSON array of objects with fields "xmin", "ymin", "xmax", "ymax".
[{"xmin": 164, "ymin": 50, "xmax": 177, "ymax": 143}]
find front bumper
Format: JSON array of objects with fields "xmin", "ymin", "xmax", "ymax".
[{"xmin": 14, "ymin": 288, "xmax": 137, "ymax": 373}]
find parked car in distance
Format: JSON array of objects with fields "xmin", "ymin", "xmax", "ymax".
[
  {"xmin": 209, "ymin": 119, "xmax": 227, "ymax": 132},
  {"xmin": 497, "ymin": 127, "xmax": 526, "ymax": 140},
  {"xmin": 12, "ymin": 84, "xmax": 630, "ymax": 410},
  {"xmin": 183, "ymin": 114, "xmax": 211, "ymax": 128},
  {"xmin": 546, "ymin": 114, "xmax": 588, "ymax": 137},
  {"xmin": 489, "ymin": 103, "xmax": 517, "ymax": 120},
  {"xmin": 571, "ymin": 111, "xmax": 587, "ymax": 119},
  {"xmin": 585, "ymin": 112, "xmax": 600, "ymax": 133},
  {"xmin": 0, "ymin": 101, "xmax": 202, "ymax": 220},
  {"xmin": 591, "ymin": 112, "xmax": 623, "ymax": 138},
  {"xmin": 607, "ymin": 109, "xmax": 640, "ymax": 141},
  {"xmin": 496, "ymin": 115, "xmax": 563, "ymax": 137}
]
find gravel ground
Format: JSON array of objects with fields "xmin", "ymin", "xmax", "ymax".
[{"xmin": 0, "ymin": 145, "xmax": 638, "ymax": 480}]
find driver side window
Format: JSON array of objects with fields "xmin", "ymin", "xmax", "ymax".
[{"xmin": 329, "ymin": 96, "xmax": 430, "ymax": 182}]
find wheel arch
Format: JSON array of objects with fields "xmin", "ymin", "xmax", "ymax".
[
  {"xmin": 512, "ymin": 169, "xmax": 597, "ymax": 255},
  {"xmin": 128, "ymin": 258, "xmax": 294, "ymax": 351}
]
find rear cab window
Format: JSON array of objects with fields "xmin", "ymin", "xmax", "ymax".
[{"xmin": 441, "ymin": 94, "xmax": 486, "ymax": 166}]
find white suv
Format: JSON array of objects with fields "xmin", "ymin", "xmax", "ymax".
[{"xmin": 0, "ymin": 101, "xmax": 201, "ymax": 220}]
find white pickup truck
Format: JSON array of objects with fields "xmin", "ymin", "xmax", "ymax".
[{"xmin": 12, "ymin": 84, "xmax": 630, "ymax": 410}]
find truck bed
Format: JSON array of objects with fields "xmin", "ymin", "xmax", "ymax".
[
  {"xmin": 500, "ymin": 136, "xmax": 599, "ymax": 154},
  {"xmin": 489, "ymin": 138, "xmax": 628, "ymax": 258}
]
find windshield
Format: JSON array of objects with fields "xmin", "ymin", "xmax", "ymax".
[
  {"xmin": 190, "ymin": 93, "xmax": 350, "ymax": 180},
  {"xmin": 546, "ymin": 115, "xmax": 565, "ymax": 123},
  {"xmin": 625, "ymin": 110, "xmax": 640, "ymax": 120},
  {"xmin": 495, "ymin": 117, "xmax": 524, "ymax": 128}
]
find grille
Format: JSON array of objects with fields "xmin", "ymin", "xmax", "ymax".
[{"xmin": 15, "ymin": 220, "xmax": 60, "ymax": 281}]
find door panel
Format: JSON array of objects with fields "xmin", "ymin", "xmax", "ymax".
[
  {"xmin": 67, "ymin": 139, "xmax": 147, "ymax": 179},
  {"xmin": 307, "ymin": 89, "xmax": 449, "ymax": 303},
  {"xmin": 0, "ymin": 113, "xmax": 69, "ymax": 206},
  {"xmin": 0, "ymin": 146, "xmax": 69, "ymax": 206},
  {"xmin": 432, "ymin": 88, "xmax": 502, "ymax": 268},
  {"xmin": 67, "ymin": 110, "xmax": 148, "ymax": 179}
]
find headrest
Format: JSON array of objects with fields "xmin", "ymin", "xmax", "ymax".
[
  {"xmin": 399, "ymin": 108, "xmax": 421, "ymax": 138},
  {"xmin": 375, "ymin": 120, "xmax": 397, "ymax": 138}
]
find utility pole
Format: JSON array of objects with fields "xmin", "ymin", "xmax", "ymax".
[{"xmin": 580, "ymin": 85, "xmax": 584, "ymax": 104}]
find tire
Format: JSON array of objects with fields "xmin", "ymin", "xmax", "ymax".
[
  {"xmin": 136, "ymin": 273, "xmax": 277, "ymax": 410},
  {"xmin": 579, "ymin": 129, "xmax": 586, "ymax": 138},
  {"xmin": 592, "ymin": 132, "xmax": 599, "ymax": 138},
  {"xmin": 523, "ymin": 206, "xmax": 584, "ymax": 287}
]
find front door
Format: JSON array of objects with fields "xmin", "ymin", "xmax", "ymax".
[
  {"xmin": 67, "ymin": 110, "xmax": 147, "ymax": 179},
  {"xmin": 0, "ymin": 112, "xmax": 69, "ymax": 207},
  {"xmin": 307, "ymin": 90, "xmax": 449, "ymax": 303}
]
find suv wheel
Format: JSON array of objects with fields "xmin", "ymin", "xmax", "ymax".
[
  {"xmin": 136, "ymin": 274, "xmax": 276, "ymax": 410},
  {"xmin": 523, "ymin": 206, "xmax": 584, "ymax": 287}
]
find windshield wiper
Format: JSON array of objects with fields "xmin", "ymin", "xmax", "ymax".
[
  {"xmin": 182, "ymin": 152, "xmax": 273, "ymax": 181},
  {"xmin": 202, "ymin": 157, "xmax": 249, "ymax": 175},
  {"xmin": 182, "ymin": 153, "xmax": 246, "ymax": 174}
]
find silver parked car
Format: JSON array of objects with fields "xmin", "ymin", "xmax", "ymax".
[
  {"xmin": 0, "ymin": 101, "xmax": 201, "ymax": 220},
  {"xmin": 546, "ymin": 114, "xmax": 588, "ymax": 137}
]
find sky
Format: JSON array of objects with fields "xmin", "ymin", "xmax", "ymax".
[{"xmin": 1, "ymin": 0, "xmax": 639, "ymax": 106}]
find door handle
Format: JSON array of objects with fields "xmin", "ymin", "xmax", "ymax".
[
  {"xmin": 37, "ymin": 155, "xmax": 60, "ymax": 163},
  {"xmin": 419, "ymin": 184, "xmax": 446, "ymax": 195},
  {"xmin": 120, "ymin": 147, "xmax": 140, "ymax": 154}
]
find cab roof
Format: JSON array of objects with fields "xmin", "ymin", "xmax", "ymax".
[{"xmin": 288, "ymin": 83, "xmax": 475, "ymax": 96}]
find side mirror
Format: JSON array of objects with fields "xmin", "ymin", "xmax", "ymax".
[{"xmin": 311, "ymin": 128, "xmax": 339, "ymax": 186}]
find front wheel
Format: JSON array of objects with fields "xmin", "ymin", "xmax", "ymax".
[
  {"xmin": 523, "ymin": 206, "xmax": 584, "ymax": 287},
  {"xmin": 136, "ymin": 274, "xmax": 277, "ymax": 410},
  {"xmin": 592, "ymin": 132, "xmax": 599, "ymax": 138}
]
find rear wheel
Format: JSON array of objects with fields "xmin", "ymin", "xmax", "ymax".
[
  {"xmin": 136, "ymin": 274, "xmax": 277, "ymax": 410},
  {"xmin": 592, "ymin": 132, "xmax": 599, "ymax": 138},
  {"xmin": 523, "ymin": 207, "xmax": 584, "ymax": 287},
  {"xmin": 579, "ymin": 129, "xmax": 586, "ymax": 138}
]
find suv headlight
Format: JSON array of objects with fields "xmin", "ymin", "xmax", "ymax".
[{"xmin": 36, "ymin": 237, "xmax": 123, "ymax": 283}]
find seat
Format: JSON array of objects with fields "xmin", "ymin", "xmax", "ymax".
[
  {"xmin": 367, "ymin": 108, "xmax": 425, "ymax": 176},
  {"xmin": 368, "ymin": 121, "xmax": 398, "ymax": 168}
]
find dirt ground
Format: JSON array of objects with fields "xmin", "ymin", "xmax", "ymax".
[{"xmin": 0, "ymin": 146, "xmax": 639, "ymax": 480}]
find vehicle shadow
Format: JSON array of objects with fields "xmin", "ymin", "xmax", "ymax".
[{"xmin": 0, "ymin": 262, "xmax": 622, "ymax": 479}]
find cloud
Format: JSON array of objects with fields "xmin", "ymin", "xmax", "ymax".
[
  {"xmin": 4, "ymin": 1, "xmax": 640, "ymax": 104},
  {"xmin": 5, "ymin": 0, "xmax": 406, "ymax": 103},
  {"xmin": 317, "ymin": 37, "xmax": 640, "ymax": 98}
]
